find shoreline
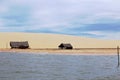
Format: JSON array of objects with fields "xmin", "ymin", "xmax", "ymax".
[{"xmin": 0, "ymin": 48, "xmax": 118, "ymax": 55}]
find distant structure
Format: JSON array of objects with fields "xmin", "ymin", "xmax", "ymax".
[
  {"xmin": 58, "ymin": 43, "xmax": 73, "ymax": 49},
  {"xmin": 10, "ymin": 41, "xmax": 29, "ymax": 49}
]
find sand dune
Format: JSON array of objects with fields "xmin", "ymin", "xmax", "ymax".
[{"xmin": 0, "ymin": 32, "xmax": 120, "ymax": 49}]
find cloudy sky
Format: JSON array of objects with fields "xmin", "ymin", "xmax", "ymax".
[{"xmin": 0, "ymin": 0, "xmax": 120, "ymax": 39}]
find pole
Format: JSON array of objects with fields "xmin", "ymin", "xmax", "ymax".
[{"xmin": 117, "ymin": 46, "xmax": 119, "ymax": 67}]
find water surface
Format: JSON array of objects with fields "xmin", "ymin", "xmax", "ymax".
[{"xmin": 0, "ymin": 52, "xmax": 120, "ymax": 80}]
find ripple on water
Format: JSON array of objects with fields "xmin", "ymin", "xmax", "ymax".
[{"xmin": 0, "ymin": 52, "xmax": 120, "ymax": 80}]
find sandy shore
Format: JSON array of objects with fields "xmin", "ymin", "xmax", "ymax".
[
  {"xmin": 0, "ymin": 48, "xmax": 118, "ymax": 55},
  {"xmin": 0, "ymin": 32, "xmax": 120, "ymax": 55}
]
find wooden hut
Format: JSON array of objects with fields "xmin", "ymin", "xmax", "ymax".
[
  {"xmin": 58, "ymin": 43, "xmax": 73, "ymax": 49},
  {"xmin": 10, "ymin": 41, "xmax": 29, "ymax": 49}
]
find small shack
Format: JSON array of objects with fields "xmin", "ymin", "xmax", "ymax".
[
  {"xmin": 58, "ymin": 43, "xmax": 73, "ymax": 49},
  {"xmin": 10, "ymin": 41, "xmax": 29, "ymax": 49}
]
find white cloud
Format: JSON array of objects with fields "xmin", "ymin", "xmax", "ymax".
[
  {"xmin": 0, "ymin": 3, "xmax": 9, "ymax": 13},
  {"xmin": 1, "ymin": 0, "xmax": 120, "ymax": 39},
  {"xmin": 1, "ymin": 0, "xmax": 120, "ymax": 26},
  {"xmin": 29, "ymin": 0, "xmax": 120, "ymax": 25},
  {"xmin": 0, "ymin": 19, "xmax": 4, "ymax": 27}
]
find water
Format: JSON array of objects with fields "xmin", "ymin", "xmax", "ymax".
[{"xmin": 0, "ymin": 52, "xmax": 120, "ymax": 80}]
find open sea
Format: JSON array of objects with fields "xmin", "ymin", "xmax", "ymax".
[{"xmin": 0, "ymin": 52, "xmax": 120, "ymax": 80}]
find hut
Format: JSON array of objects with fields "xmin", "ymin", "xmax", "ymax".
[
  {"xmin": 10, "ymin": 41, "xmax": 29, "ymax": 49},
  {"xmin": 58, "ymin": 43, "xmax": 73, "ymax": 49}
]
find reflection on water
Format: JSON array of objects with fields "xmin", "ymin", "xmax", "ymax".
[{"xmin": 0, "ymin": 52, "xmax": 120, "ymax": 80}]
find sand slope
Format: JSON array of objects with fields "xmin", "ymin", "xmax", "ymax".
[{"xmin": 0, "ymin": 32, "xmax": 119, "ymax": 49}]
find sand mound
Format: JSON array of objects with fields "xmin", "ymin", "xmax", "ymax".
[{"xmin": 0, "ymin": 32, "xmax": 119, "ymax": 49}]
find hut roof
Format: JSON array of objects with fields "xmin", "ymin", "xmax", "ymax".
[
  {"xmin": 58, "ymin": 43, "xmax": 73, "ymax": 49},
  {"xmin": 59, "ymin": 43, "xmax": 72, "ymax": 47},
  {"xmin": 10, "ymin": 41, "xmax": 29, "ymax": 49}
]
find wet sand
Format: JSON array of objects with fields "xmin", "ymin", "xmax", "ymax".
[{"xmin": 0, "ymin": 48, "xmax": 118, "ymax": 55}]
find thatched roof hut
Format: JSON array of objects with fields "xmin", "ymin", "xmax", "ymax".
[
  {"xmin": 58, "ymin": 43, "xmax": 73, "ymax": 49},
  {"xmin": 10, "ymin": 41, "xmax": 29, "ymax": 49}
]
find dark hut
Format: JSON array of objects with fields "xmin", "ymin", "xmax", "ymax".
[
  {"xmin": 58, "ymin": 43, "xmax": 73, "ymax": 49},
  {"xmin": 10, "ymin": 41, "xmax": 29, "ymax": 49}
]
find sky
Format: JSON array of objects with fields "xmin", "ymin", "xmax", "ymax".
[{"xmin": 0, "ymin": 0, "xmax": 120, "ymax": 40}]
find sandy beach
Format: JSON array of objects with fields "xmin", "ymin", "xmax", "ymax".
[{"xmin": 0, "ymin": 32, "xmax": 120, "ymax": 55}]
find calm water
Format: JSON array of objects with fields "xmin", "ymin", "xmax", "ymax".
[{"xmin": 0, "ymin": 52, "xmax": 120, "ymax": 80}]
